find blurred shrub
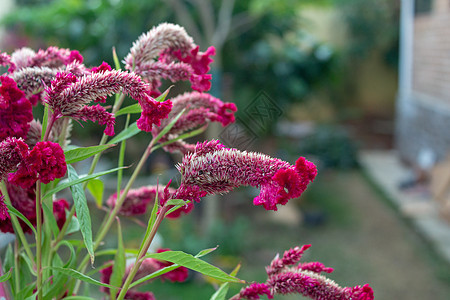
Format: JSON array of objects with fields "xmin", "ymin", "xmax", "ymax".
[{"xmin": 299, "ymin": 125, "xmax": 359, "ymax": 169}]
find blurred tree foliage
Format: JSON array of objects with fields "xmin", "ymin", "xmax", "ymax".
[{"xmin": 2, "ymin": 0, "xmax": 334, "ymax": 131}]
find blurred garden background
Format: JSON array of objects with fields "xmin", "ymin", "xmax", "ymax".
[{"xmin": 1, "ymin": 0, "xmax": 450, "ymax": 299}]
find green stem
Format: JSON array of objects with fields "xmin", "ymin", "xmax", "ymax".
[
  {"xmin": 117, "ymin": 205, "xmax": 169, "ymax": 300},
  {"xmin": 0, "ymin": 182, "xmax": 35, "ymax": 268},
  {"xmin": 35, "ymin": 182, "xmax": 43, "ymax": 300},
  {"xmin": 75, "ymin": 139, "xmax": 156, "ymax": 290}
]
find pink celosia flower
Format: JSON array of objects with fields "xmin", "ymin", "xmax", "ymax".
[
  {"xmin": 235, "ymin": 283, "xmax": 272, "ymax": 300},
  {"xmin": 0, "ymin": 52, "xmax": 12, "ymax": 69},
  {"xmin": 125, "ymin": 23, "xmax": 215, "ymax": 93},
  {"xmin": 266, "ymin": 245, "xmax": 311, "ymax": 276},
  {"xmin": 28, "ymin": 46, "xmax": 83, "ymax": 69},
  {"xmin": 152, "ymin": 91, "xmax": 237, "ymax": 153},
  {"xmin": 176, "ymin": 140, "xmax": 317, "ymax": 211},
  {"xmin": 0, "ymin": 182, "xmax": 69, "ymax": 233},
  {"xmin": 107, "ymin": 185, "xmax": 161, "ymax": 216},
  {"xmin": 9, "ymin": 141, "xmax": 67, "ymax": 188},
  {"xmin": 12, "ymin": 66, "xmax": 58, "ymax": 100},
  {"xmin": 0, "ymin": 76, "xmax": 33, "ymax": 141},
  {"xmin": 0, "ymin": 137, "xmax": 29, "ymax": 181},
  {"xmin": 44, "ymin": 69, "xmax": 172, "ymax": 134},
  {"xmin": 233, "ymin": 245, "xmax": 374, "ymax": 300}
]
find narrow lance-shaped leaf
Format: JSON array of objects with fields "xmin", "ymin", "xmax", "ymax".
[
  {"xmin": 6, "ymin": 203, "xmax": 37, "ymax": 235},
  {"xmin": 115, "ymin": 103, "xmax": 141, "ymax": 117},
  {"xmin": 143, "ymin": 251, "xmax": 243, "ymax": 283},
  {"xmin": 108, "ymin": 122, "xmax": 140, "ymax": 145},
  {"xmin": 87, "ymin": 179, "xmax": 104, "ymax": 208},
  {"xmin": 48, "ymin": 267, "xmax": 118, "ymax": 289},
  {"xmin": 210, "ymin": 263, "xmax": 241, "ymax": 300},
  {"xmin": 67, "ymin": 165, "xmax": 94, "ymax": 265},
  {"xmin": 152, "ymin": 108, "xmax": 186, "ymax": 145},
  {"xmin": 43, "ymin": 166, "xmax": 125, "ymax": 200},
  {"xmin": 64, "ymin": 144, "xmax": 115, "ymax": 164},
  {"xmin": 110, "ymin": 219, "xmax": 126, "ymax": 300},
  {"xmin": 0, "ymin": 268, "xmax": 12, "ymax": 283}
]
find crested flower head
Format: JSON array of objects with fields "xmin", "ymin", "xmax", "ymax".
[
  {"xmin": 233, "ymin": 245, "xmax": 374, "ymax": 300},
  {"xmin": 44, "ymin": 69, "xmax": 172, "ymax": 134},
  {"xmin": 152, "ymin": 91, "xmax": 237, "ymax": 153},
  {"xmin": 9, "ymin": 141, "xmax": 67, "ymax": 188},
  {"xmin": 0, "ymin": 137, "xmax": 29, "ymax": 181},
  {"xmin": 176, "ymin": 140, "xmax": 317, "ymax": 211},
  {"xmin": 0, "ymin": 76, "xmax": 33, "ymax": 141},
  {"xmin": 28, "ymin": 46, "xmax": 83, "ymax": 69},
  {"xmin": 125, "ymin": 23, "xmax": 215, "ymax": 93}
]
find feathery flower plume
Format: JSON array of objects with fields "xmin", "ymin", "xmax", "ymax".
[
  {"xmin": 9, "ymin": 141, "xmax": 67, "ymax": 188},
  {"xmin": 44, "ymin": 69, "xmax": 172, "ymax": 134},
  {"xmin": 125, "ymin": 23, "xmax": 215, "ymax": 93},
  {"xmin": 152, "ymin": 91, "xmax": 237, "ymax": 153},
  {"xmin": 176, "ymin": 140, "xmax": 317, "ymax": 211},
  {"xmin": 0, "ymin": 76, "xmax": 33, "ymax": 141},
  {"xmin": 233, "ymin": 245, "xmax": 374, "ymax": 300},
  {"xmin": 28, "ymin": 46, "xmax": 83, "ymax": 68},
  {"xmin": 0, "ymin": 52, "xmax": 13, "ymax": 70},
  {"xmin": 12, "ymin": 66, "xmax": 58, "ymax": 98},
  {"xmin": 9, "ymin": 47, "xmax": 36, "ymax": 71},
  {"xmin": 26, "ymin": 118, "xmax": 72, "ymax": 148}
]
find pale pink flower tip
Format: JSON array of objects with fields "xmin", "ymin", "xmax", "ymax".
[{"xmin": 177, "ymin": 140, "xmax": 316, "ymax": 210}]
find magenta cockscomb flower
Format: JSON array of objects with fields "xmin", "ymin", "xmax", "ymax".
[
  {"xmin": 0, "ymin": 76, "xmax": 33, "ymax": 141},
  {"xmin": 233, "ymin": 245, "xmax": 374, "ymax": 300},
  {"xmin": 44, "ymin": 69, "xmax": 172, "ymax": 134},
  {"xmin": 152, "ymin": 91, "xmax": 237, "ymax": 153},
  {"xmin": 266, "ymin": 245, "xmax": 311, "ymax": 276},
  {"xmin": 176, "ymin": 140, "xmax": 316, "ymax": 211},
  {"xmin": 0, "ymin": 137, "xmax": 29, "ymax": 181},
  {"xmin": 107, "ymin": 185, "xmax": 161, "ymax": 216},
  {"xmin": 0, "ymin": 52, "xmax": 12, "ymax": 69},
  {"xmin": 9, "ymin": 141, "xmax": 67, "ymax": 188},
  {"xmin": 125, "ymin": 23, "xmax": 215, "ymax": 93},
  {"xmin": 28, "ymin": 46, "xmax": 83, "ymax": 69}
]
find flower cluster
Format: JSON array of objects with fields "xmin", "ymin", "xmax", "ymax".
[
  {"xmin": 125, "ymin": 23, "xmax": 215, "ymax": 94},
  {"xmin": 233, "ymin": 245, "xmax": 374, "ymax": 300},
  {"xmin": 152, "ymin": 91, "xmax": 237, "ymax": 153},
  {"xmin": 175, "ymin": 140, "xmax": 317, "ymax": 210}
]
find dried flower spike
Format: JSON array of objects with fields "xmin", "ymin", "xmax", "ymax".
[{"xmin": 176, "ymin": 140, "xmax": 317, "ymax": 210}]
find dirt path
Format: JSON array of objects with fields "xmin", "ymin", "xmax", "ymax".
[{"xmin": 245, "ymin": 170, "xmax": 450, "ymax": 300}]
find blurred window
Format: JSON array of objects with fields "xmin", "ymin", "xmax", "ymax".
[{"xmin": 414, "ymin": 0, "xmax": 433, "ymax": 15}]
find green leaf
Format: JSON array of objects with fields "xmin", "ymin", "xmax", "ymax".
[
  {"xmin": 144, "ymin": 251, "xmax": 242, "ymax": 283},
  {"xmin": 41, "ymin": 104, "xmax": 49, "ymax": 142},
  {"xmin": 67, "ymin": 165, "xmax": 94, "ymax": 265},
  {"xmin": 45, "ymin": 241, "xmax": 77, "ymax": 299},
  {"xmin": 42, "ymin": 201, "xmax": 59, "ymax": 238},
  {"xmin": 152, "ymin": 125, "xmax": 208, "ymax": 151},
  {"xmin": 110, "ymin": 220, "xmax": 126, "ymax": 300},
  {"xmin": 66, "ymin": 215, "xmax": 80, "ymax": 235},
  {"xmin": 48, "ymin": 267, "xmax": 118, "ymax": 289},
  {"xmin": 138, "ymin": 192, "xmax": 160, "ymax": 255},
  {"xmin": 108, "ymin": 122, "xmax": 140, "ymax": 144},
  {"xmin": 195, "ymin": 246, "xmax": 218, "ymax": 258},
  {"xmin": 164, "ymin": 199, "xmax": 188, "ymax": 206},
  {"xmin": 154, "ymin": 86, "xmax": 171, "ymax": 102},
  {"xmin": 129, "ymin": 264, "xmax": 179, "ymax": 288},
  {"xmin": 43, "ymin": 166, "xmax": 124, "ymax": 200},
  {"xmin": 87, "ymin": 179, "xmax": 104, "ymax": 208},
  {"xmin": 20, "ymin": 253, "xmax": 37, "ymax": 276},
  {"xmin": 152, "ymin": 108, "xmax": 186, "ymax": 145},
  {"xmin": 6, "ymin": 203, "xmax": 37, "ymax": 235},
  {"xmin": 210, "ymin": 282, "xmax": 230, "ymax": 300},
  {"xmin": 112, "ymin": 47, "xmax": 121, "ymax": 70},
  {"xmin": 16, "ymin": 284, "xmax": 35, "ymax": 299},
  {"xmin": 114, "ymin": 103, "xmax": 141, "ymax": 117},
  {"xmin": 0, "ymin": 268, "xmax": 12, "ymax": 283},
  {"xmin": 64, "ymin": 144, "xmax": 115, "ymax": 164}
]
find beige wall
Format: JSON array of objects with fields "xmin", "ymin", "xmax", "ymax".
[{"xmin": 413, "ymin": 0, "xmax": 450, "ymax": 107}]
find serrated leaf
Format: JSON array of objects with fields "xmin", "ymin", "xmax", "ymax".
[
  {"xmin": 195, "ymin": 246, "xmax": 218, "ymax": 258},
  {"xmin": 48, "ymin": 267, "xmax": 117, "ymax": 288},
  {"xmin": 210, "ymin": 282, "xmax": 230, "ymax": 300},
  {"xmin": 0, "ymin": 268, "xmax": 12, "ymax": 282},
  {"xmin": 87, "ymin": 179, "xmax": 104, "ymax": 208},
  {"xmin": 43, "ymin": 166, "xmax": 124, "ymax": 200},
  {"xmin": 6, "ymin": 203, "xmax": 36, "ymax": 235},
  {"xmin": 143, "ymin": 251, "xmax": 242, "ymax": 283},
  {"xmin": 67, "ymin": 165, "xmax": 94, "ymax": 265},
  {"xmin": 108, "ymin": 122, "xmax": 140, "ymax": 144},
  {"xmin": 64, "ymin": 144, "xmax": 114, "ymax": 164},
  {"xmin": 115, "ymin": 103, "xmax": 142, "ymax": 117},
  {"xmin": 110, "ymin": 220, "xmax": 126, "ymax": 300}
]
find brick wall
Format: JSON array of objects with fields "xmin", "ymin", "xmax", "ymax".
[{"xmin": 413, "ymin": 0, "xmax": 450, "ymax": 104}]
